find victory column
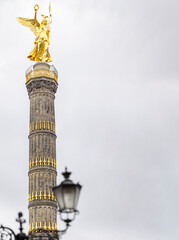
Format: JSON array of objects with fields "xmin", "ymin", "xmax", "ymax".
[{"xmin": 17, "ymin": 4, "xmax": 59, "ymax": 238}]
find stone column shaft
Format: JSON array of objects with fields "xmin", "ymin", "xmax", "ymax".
[{"xmin": 26, "ymin": 62, "xmax": 58, "ymax": 237}]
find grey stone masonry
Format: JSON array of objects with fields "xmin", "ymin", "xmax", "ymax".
[{"xmin": 26, "ymin": 62, "xmax": 58, "ymax": 238}]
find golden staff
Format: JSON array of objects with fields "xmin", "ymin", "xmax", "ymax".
[{"xmin": 49, "ymin": 2, "xmax": 52, "ymax": 26}]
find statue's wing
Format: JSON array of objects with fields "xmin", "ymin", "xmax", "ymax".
[{"xmin": 17, "ymin": 17, "xmax": 40, "ymax": 36}]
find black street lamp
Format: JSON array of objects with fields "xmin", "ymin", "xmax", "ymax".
[
  {"xmin": 53, "ymin": 167, "xmax": 82, "ymax": 229},
  {"xmin": 0, "ymin": 168, "xmax": 82, "ymax": 240}
]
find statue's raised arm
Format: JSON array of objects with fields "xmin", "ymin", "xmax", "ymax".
[
  {"xmin": 17, "ymin": 4, "xmax": 52, "ymax": 62},
  {"xmin": 16, "ymin": 5, "xmax": 40, "ymax": 37}
]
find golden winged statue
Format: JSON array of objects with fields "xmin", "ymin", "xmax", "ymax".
[{"xmin": 17, "ymin": 4, "xmax": 52, "ymax": 62}]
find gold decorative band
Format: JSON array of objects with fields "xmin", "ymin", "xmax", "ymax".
[
  {"xmin": 29, "ymin": 121, "xmax": 55, "ymax": 133},
  {"xmin": 28, "ymin": 190, "xmax": 56, "ymax": 202},
  {"xmin": 28, "ymin": 221, "xmax": 57, "ymax": 233},
  {"xmin": 29, "ymin": 157, "xmax": 56, "ymax": 169},
  {"xmin": 26, "ymin": 69, "xmax": 58, "ymax": 83}
]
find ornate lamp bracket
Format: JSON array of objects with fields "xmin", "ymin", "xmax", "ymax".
[
  {"xmin": 0, "ymin": 225, "xmax": 16, "ymax": 240},
  {"xmin": 0, "ymin": 212, "xmax": 28, "ymax": 240}
]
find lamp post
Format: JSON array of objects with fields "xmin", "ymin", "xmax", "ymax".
[{"xmin": 0, "ymin": 168, "xmax": 82, "ymax": 240}]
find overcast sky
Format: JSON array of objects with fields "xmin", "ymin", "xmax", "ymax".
[{"xmin": 0, "ymin": 0, "xmax": 179, "ymax": 239}]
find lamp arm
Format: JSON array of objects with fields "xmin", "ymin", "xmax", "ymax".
[{"xmin": 56, "ymin": 221, "xmax": 70, "ymax": 237}]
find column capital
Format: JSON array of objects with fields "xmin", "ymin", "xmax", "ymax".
[
  {"xmin": 26, "ymin": 62, "xmax": 58, "ymax": 96},
  {"xmin": 26, "ymin": 62, "xmax": 58, "ymax": 83}
]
